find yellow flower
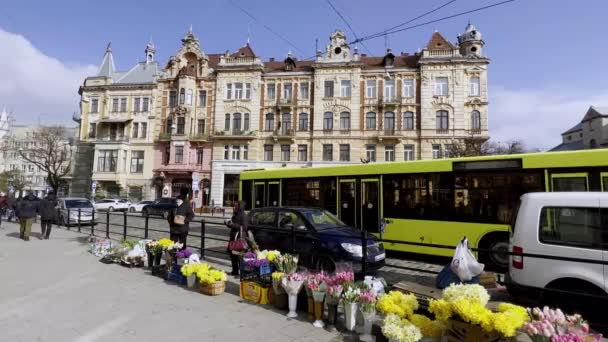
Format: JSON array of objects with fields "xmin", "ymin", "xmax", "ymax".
[
  {"xmin": 492, "ymin": 303, "xmax": 529, "ymax": 337},
  {"xmin": 428, "ymin": 299, "xmax": 452, "ymax": 321},
  {"xmin": 376, "ymin": 291, "xmax": 419, "ymax": 319},
  {"xmin": 267, "ymin": 250, "xmax": 281, "ymax": 262},
  {"xmin": 451, "ymin": 298, "xmax": 493, "ymax": 329},
  {"xmin": 158, "ymin": 238, "xmax": 174, "ymax": 250},
  {"xmin": 272, "ymin": 272, "xmax": 284, "ymax": 280},
  {"xmin": 410, "ymin": 314, "xmax": 444, "ymax": 338}
]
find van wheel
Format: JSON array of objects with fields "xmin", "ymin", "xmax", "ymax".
[
  {"xmin": 316, "ymin": 255, "xmax": 336, "ymax": 273},
  {"xmin": 479, "ymin": 233, "xmax": 509, "ymax": 272}
]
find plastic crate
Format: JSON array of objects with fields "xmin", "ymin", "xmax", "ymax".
[{"xmin": 167, "ymin": 264, "xmax": 186, "ymax": 285}]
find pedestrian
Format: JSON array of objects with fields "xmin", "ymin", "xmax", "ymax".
[
  {"xmin": 226, "ymin": 200, "xmax": 248, "ymax": 276},
  {"xmin": 15, "ymin": 192, "xmax": 39, "ymax": 241},
  {"xmin": 0, "ymin": 193, "xmax": 7, "ymax": 228},
  {"xmin": 167, "ymin": 188, "xmax": 194, "ymax": 249},
  {"xmin": 39, "ymin": 191, "xmax": 58, "ymax": 239}
]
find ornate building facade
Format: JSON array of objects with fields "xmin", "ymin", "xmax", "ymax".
[{"xmin": 74, "ymin": 23, "xmax": 489, "ymax": 207}]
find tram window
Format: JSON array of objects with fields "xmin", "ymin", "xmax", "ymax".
[
  {"xmin": 241, "ymin": 180, "xmax": 252, "ymax": 210},
  {"xmin": 603, "ymin": 177, "xmax": 608, "ymax": 192},
  {"xmin": 282, "ymin": 178, "xmax": 320, "ymax": 207},
  {"xmin": 320, "ymin": 178, "xmax": 337, "ymax": 214},
  {"xmin": 552, "ymin": 177, "xmax": 587, "ymax": 191}
]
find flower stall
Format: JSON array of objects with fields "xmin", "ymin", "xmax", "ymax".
[{"xmin": 239, "ymin": 250, "xmax": 281, "ymax": 304}]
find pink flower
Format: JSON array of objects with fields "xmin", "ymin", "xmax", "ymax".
[{"xmin": 359, "ymin": 290, "xmax": 376, "ymax": 304}]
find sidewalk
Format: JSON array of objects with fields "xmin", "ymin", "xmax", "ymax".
[{"xmin": 0, "ymin": 222, "xmax": 340, "ymax": 342}]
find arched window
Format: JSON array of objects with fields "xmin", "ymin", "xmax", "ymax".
[
  {"xmin": 179, "ymin": 88, "xmax": 185, "ymax": 105},
  {"xmin": 384, "ymin": 112, "xmax": 395, "ymax": 130},
  {"xmin": 298, "ymin": 113, "xmax": 309, "ymax": 131},
  {"xmin": 243, "ymin": 113, "xmax": 250, "ymax": 131},
  {"xmin": 233, "ymin": 113, "xmax": 242, "ymax": 132},
  {"xmin": 224, "ymin": 113, "xmax": 230, "ymax": 131},
  {"xmin": 265, "ymin": 113, "xmax": 274, "ymax": 131},
  {"xmin": 403, "ymin": 111, "xmax": 414, "ymax": 130},
  {"xmin": 323, "ymin": 112, "xmax": 333, "ymax": 130},
  {"xmin": 339, "ymin": 112, "xmax": 350, "ymax": 129},
  {"xmin": 471, "ymin": 110, "xmax": 481, "ymax": 131},
  {"xmin": 436, "ymin": 110, "xmax": 449, "ymax": 130},
  {"xmin": 186, "ymin": 89, "xmax": 193, "ymax": 105},
  {"xmin": 282, "ymin": 113, "xmax": 292, "ymax": 133},
  {"xmin": 366, "ymin": 112, "xmax": 376, "ymax": 130}
]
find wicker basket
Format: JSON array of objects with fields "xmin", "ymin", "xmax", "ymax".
[
  {"xmin": 445, "ymin": 319, "xmax": 514, "ymax": 342},
  {"xmin": 200, "ymin": 281, "xmax": 226, "ymax": 296}
]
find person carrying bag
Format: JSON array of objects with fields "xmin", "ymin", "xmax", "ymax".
[
  {"xmin": 167, "ymin": 189, "xmax": 194, "ymax": 249},
  {"xmin": 226, "ymin": 201, "xmax": 249, "ymax": 276}
]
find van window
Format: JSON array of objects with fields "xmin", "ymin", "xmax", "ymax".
[{"xmin": 539, "ymin": 206, "xmax": 605, "ymax": 249}]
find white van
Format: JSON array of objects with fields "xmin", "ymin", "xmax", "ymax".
[{"xmin": 507, "ymin": 192, "xmax": 607, "ymax": 301}]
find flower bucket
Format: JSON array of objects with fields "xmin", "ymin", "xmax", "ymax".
[
  {"xmin": 146, "ymin": 252, "xmax": 154, "ymax": 268},
  {"xmin": 344, "ymin": 302, "xmax": 358, "ymax": 332},
  {"xmin": 200, "ymin": 281, "xmax": 225, "ymax": 296},
  {"xmin": 360, "ymin": 310, "xmax": 376, "ymax": 342},
  {"xmin": 326, "ymin": 303, "xmax": 338, "ymax": 331},
  {"xmin": 313, "ymin": 300, "xmax": 325, "ymax": 328},
  {"xmin": 187, "ymin": 274, "xmax": 197, "ymax": 288},
  {"xmin": 153, "ymin": 254, "xmax": 162, "ymax": 266},
  {"xmin": 271, "ymin": 290, "xmax": 288, "ymax": 310},
  {"xmin": 307, "ymin": 296, "xmax": 315, "ymax": 321}
]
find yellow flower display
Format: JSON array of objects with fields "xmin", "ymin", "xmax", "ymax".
[
  {"xmin": 158, "ymin": 238, "xmax": 174, "ymax": 250},
  {"xmin": 428, "ymin": 299, "xmax": 452, "ymax": 321},
  {"xmin": 181, "ymin": 263, "xmax": 211, "ymax": 277},
  {"xmin": 492, "ymin": 303, "xmax": 529, "ymax": 337},
  {"xmin": 410, "ymin": 314, "xmax": 443, "ymax": 338},
  {"xmin": 451, "ymin": 298, "xmax": 493, "ymax": 329},
  {"xmin": 197, "ymin": 267, "xmax": 226, "ymax": 284},
  {"xmin": 266, "ymin": 250, "xmax": 281, "ymax": 262},
  {"xmin": 443, "ymin": 283, "xmax": 490, "ymax": 306},
  {"xmin": 271, "ymin": 271, "xmax": 284, "ymax": 280},
  {"xmin": 376, "ymin": 291, "xmax": 419, "ymax": 319}
]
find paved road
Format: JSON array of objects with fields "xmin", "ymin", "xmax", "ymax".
[{"xmin": 0, "ymin": 221, "xmax": 340, "ymax": 342}]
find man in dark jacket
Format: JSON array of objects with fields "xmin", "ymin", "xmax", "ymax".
[
  {"xmin": 226, "ymin": 200, "xmax": 248, "ymax": 276},
  {"xmin": 39, "ymin": 191, "xmax": 58, "ymax": 239},
  {"xmin": 167, "ymin": 188, "xmax": 195, "ymax": 249},
  {"xmin": 16, "ymin": 192, "xmax": 39, "ymax": 241}
]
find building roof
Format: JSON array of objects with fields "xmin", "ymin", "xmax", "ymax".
[
  {"xmin": 426, "ymin": 32, "xmax": 455, "ymax": 50},
  {"xmin": 231, "ymin": 43, "xmax": 256, "ymax": 58},
  {"xmin": 562, "ymin": 122, "xmax": 582, "ymax": 135},
  {"xmin": 581, "ymin": 105, "xmax": 608, "ymax": 122},
  {"xmin": 115, "ymin": 62, "xmax": 158, "ymax": 84},
  {"xmin": 550, "ymin": 140, "xmax": 585, "ymax": 152},
  {"xmin": 264, "ymin": 60, "xmax": 314, "ymax": 73},
  {"xmin": 361, "ymin": 55, "xmax": 419, "ymax": 69},
  {"xmin": 97, "ymin": 43, "xmax": 116, "ymax": 77}
]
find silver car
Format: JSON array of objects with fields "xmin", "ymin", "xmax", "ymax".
[{"xmin": 57, "ymin": 197, "xmax": 95, "ymax": 226}]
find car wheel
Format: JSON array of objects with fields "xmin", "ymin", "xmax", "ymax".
[
  {"xmin": 129, "ymin": 207, "xmax": 135, "ymax": 213},
  {"xmin": 316, "ymin": 255, "xmax": 336, "ymax": 273}
]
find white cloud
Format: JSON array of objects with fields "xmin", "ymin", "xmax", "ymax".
[
  {"xmin": 0, "ymin": 28, "xmax": 97, "ymax": 125},
  {"xmin": 490, "ymin": 86, "xmax": 608, "ymax": 150}
]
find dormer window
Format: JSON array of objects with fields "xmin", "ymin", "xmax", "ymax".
[{"xmin": 382, "ymin": 49, "xmax": 395, "ymax": 67}]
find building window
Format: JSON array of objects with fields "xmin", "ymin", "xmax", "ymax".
[
  {"xmin": 324, "ymin": 80, "xmax": 334, "ymax": 98},
  {"xmin": 444, "ymin": 144, "xmax": 455, "ymax": 158},
  {"xmin": 245, "ymin": 83, "xmax": 251, "ymax": 99},
  {"xmin": 298, "ymin": 113, "xmax": 308, "ymax": 131},
  {"xmin": 226, "ymin": 83, "xmax": 233, "ymax": 100},
  {"xmin": 175, "ymin": 146, "xmax": 184, "ymax": 163},
  {"xmin": 90, "ymin": 98, "xmax": 99, "ymax": 113},
  {"xmin": 233, "ymin": 113, "xmax": 242, "ymax": 132},
  {"xmin": 177, "ymin": 117, "xmax": 185, "ymax": 134},
  {"xmin": 224, "ymin": 145, "xmax": 229, "ymax": 160},
  {"xmin": 142, "ymin": 97, "xmax": 149, "ymax": 112},
  {"xmin": 340, "ymin": 80, "xmax": 351, "ymax": 97},
  {"xmin": 141, "ymin": 122, "xmax": 147, "ymax": 138},
  {"xmin": 186, "ymin": 89, "xmax": 193, "ymax": 105},
  {"xmin": 199, "ymin": 90, "xmax": 207, "ymax": 106},
  {"xmin": 196, "ymin": 149, "xmax": 204, "ymax": 165},
  {"xmin": 432, "ymin": 144, "xmax": 442, "ymax": 159},
  {"xmin": 164, "ymin": 146, "xmax": 170, "ymax": 164},
  {"xmin": 166, "ymin": 119, "xmax": 172, "ymax": 134},
  {"xmin": 322, "ymin": 144, "xmax": 333, "ymax": 161},
  {"xmin": 179, "ymin": 88, "xmax": 185, "ymax": 104},
  {"xmin": 243, "ymin": 113, "xmax": 250, "ymax": 131},
  {"xmin": 299, "ymin": 82, "xmax": 309, "ymax": 99},
  {"xmin": 366, "ymin": 145, "xmax": 376, "ymax": 162},
  {"xmin": 225, "ymin": 114, "xmax": 231, "ymax": 131},
  {"xmin": 265, "ymin": 113, "xmax": 274, "ymax": 131},
  {"xmin": 339, "ymin": 144, "xmax": 350, "ymax": 161},
  {"xmin": 339, "ymin": 112, "xmax": 350, "ymax": 129},
  {"xmin": 169, "ymin": 91, "xmax": 177, "ymax": 107},
  {"xmin": 384, "ymin": 79, "xmax": 395, "ymax": 101},
  {"xmin": 384, "ymin": 145, "xmax": 395, "ymax": 161},
  {"xmin": 120, "ymin": 98, "xmax": 127, "ymax": 112},
  {"xmin": 434, "ymin": 77, "xmax": 449, "ymax": 96},
  {"xmin": 234, "ymin": 83, "xmax": 243, "ymax": 99},
  {"xmin": 323, "ymin": 112, "xmax": 333, "ymax": 130},
  {"xmin": 130, "ymin": 151, "xmax": 144, "ymax": 173},
  {"xmin": 281, "ymin": 113, "xmax": 292, "ymax": 133},
  {"xmin": 366, "ymin": 112, "xmax": 376, "ymax": 130},
  {"xmin": 243, "ymin": 145, "xmax": 248, "ymax": 160},
  {"xmin": 436, "ymin": 110, "xmax": 449, "ymax": 130},
  {"xmin": 97, "ymin": 150, "xmax": 117, "ymax": 172},
  {"xmin": 298, "ymin": 145, "xmax": 307, "ymax": 161},
  {"xmin": 471, "ymin": 110, "xmax": 481, "ymax": 131},
  {"xmin": 404, "ymin": 144, "xmax": 414, "ymax": 161},
  {"xmin": 403, "ymin": 111, "xmax": 414, "ymax": 130},
  {"xmin": 264, "ymin": 144, "xmax": 273, "ymax": 161},
  {"xmin": 283, "ymin": 83, "xmax": 293, "ymax": 101},
  {"xmin": 132, "ymin": 122, "xmax": 139, "ymax": 138},
  {"xmin": 384, "ymin": 112, "xmax": 395, "ymax": 130},
  {"xmin": 403, "ymin": 79, "xmax": 415, "ymax": 97},
  {"xmin": 197, "ymin": 119, "xmax": 205, "ymax": 134},
  {"xmin": 267, "ymin": 84, "xmax": 275, "ymax": 100},
  {"xmin": 469, "ymin": 76, "xmax": 480, "ymax": 96},
  {"xmin": 366, "ymin": 80, "xmax": 377, "ymax": 98},
  {"xmin": 232, "ymin": 145, "xmax": 241, "ymax": 160},
  {"xmin": 112, "ymin": 98, "xmax": 119, "ymax": 112},
  {"xmin": 281, "ymin": 145, "xmax": 290, "ymax": 161},
  {"xmin": 88, "ymin": 123, "xmax": 96, "ymax": 138}
]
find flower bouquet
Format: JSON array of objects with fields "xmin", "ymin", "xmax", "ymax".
[
  {"xmin": 377, "ymin": 291, "xmax": 420, "ymax": 319},
  {"xmin": 325, "ymin": 283, "xmax": 343, "ymax": 330},
  {"xmin": 181, "ymin": 263, "xmax": 207, "ymax": 288},
  {"xmin": 281, "ymin": 272, "xmax": 305, "ymax": 318},
  {"xmin": 523, "ymin": 307, "xmax": 602, "ymax": 342},
  {"xmin": 306, "ymin": 272, "xmax": 328, "ymax": 328},
  {"xmin": 359, "ymin": 289, "xmax": 378, "ymax": 341},
  {"xmin": 343, "ymin": 282, "xmax": 362, "ymax": 332},
  {"xmin": 382, "ymin": 313, "xmax": 423, "ymax": 342},
  {"xmin": 145, "ymin": 240, "xmax": 158, "ymax": 267},
  {"xmin": 197, "ymin": 264, "xmax": 227, "ymax": 296}
]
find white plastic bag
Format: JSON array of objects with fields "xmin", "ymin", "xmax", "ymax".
[{"xmin": 450, "ymin": 238, "xmax": 484, "ymax": 281}]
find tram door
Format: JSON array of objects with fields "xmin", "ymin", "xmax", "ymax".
[
  {"xmin": 361, "ymin": 179, "xmax": 380, "ymax": 233},
  {"xmin": 268, "ymin": 181, "xmax": 280, "ymax": 207},
  {"xmin": 339, "ymin": 180, "xmax": 357, "ymax": 228},
  {"xmin": 254, "ymin": 182, "xmax": 265, "ymax": 208}
]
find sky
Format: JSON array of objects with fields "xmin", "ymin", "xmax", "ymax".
[{"xmin": 1, "ymin": 0, "xmax": 608, "ymax": 150}]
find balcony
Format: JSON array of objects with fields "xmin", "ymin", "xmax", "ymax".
[
  {"xmin": 376, "ymin": 128, "xmax": 401, "ymax": 142},
  {"xmin": 277, "ymin": 98, "xmax": 293, "ymax": 108},
  {"xmin": 272, "ymin": 129, "xmax": 295, "ymax": 142},
  {"xmin": 363, "ymin": 98, "xmax": 379, "ymax": 106},
  {"xmin": 189, "ymin": 133, "xmax": 209, "ymax": 141},
  {"xmin": 212, "ymin": 129, "xmax": 256, "ymax": 140},
  {"xmin": 92, "ymin": 135, "xmax": 129, "ymax": 143},
  {"xmin": 157, "ymin": 132, "xmax": 172, "ymax": 141},
  {"xmin": 436, "ymin": 129, "xmax": 449, "ymax": 134},
  {"xmin": 382, "ymin": 97, "xmax": 399, "ymax": 106}
]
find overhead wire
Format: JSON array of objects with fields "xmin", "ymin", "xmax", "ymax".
[{"xmin": 325, "ymin": 0, "xmax": 373, "ymax": 55}]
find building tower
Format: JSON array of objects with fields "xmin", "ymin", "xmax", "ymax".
[
  {"xmin": 0, "ymin": 107, "xmax": 12, "ymax": 140},
  {"xmin": 458, "ymin": 22, "xmax": 485, "ymax": 57},
  {"xmin": 146, "ymin": 40, "xmax": 155, "ymax": 64}
]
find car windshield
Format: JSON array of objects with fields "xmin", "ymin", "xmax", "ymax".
[
  {"xmin": 302, "ymin": 209, "xmax": 346, "ymax": 230},
  {"xmin": 66, "ymin": 200, "xmax": 93, "ymax": 209}
]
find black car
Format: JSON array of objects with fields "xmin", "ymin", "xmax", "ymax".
[
  {"xmin": 247, "ymin": 207, "xmax": 385, "ymax": 273},
  {"xmin": 142, "ymin": 198, "xmax": 177, "ymax": 218}
]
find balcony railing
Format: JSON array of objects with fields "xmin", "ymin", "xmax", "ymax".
[
  {"xmin": 213, "ymin": 130, "xmax": 256, "ymax": 139},
  {"xmin": 189, "ymin": 133, "xmax": 209, "ymax": 141},
  {"xmin": 157, "ymin": 132, "xmax": 171, "ymax": 141},
  {"xmin": 382, "ymin": 128, "xmax": 397, "ymax": 136},
  {"xmin": 278, "ymin": 98, "xmax": 293, "ymax": 106},
  {"xmin": 273, "ymin": 129, "xmax": 295, "ymax": 137},
  {"xmin": 93, "ymin": 135, "xmax": 129, "ymax": 142},
  {"xmin": 436, "ymin": 129, "xmax": 449, "ymax": 134},
  {"xmin": 383, "ymin": 97, "xmax": 399, "ymax": 105}
]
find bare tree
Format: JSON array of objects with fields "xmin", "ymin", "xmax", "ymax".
[
  {"xmin": 445, "ymin": 134, "xmax": 528, "ymax": 158},
  {"xmin": 9, "ymin": 126, "xmax": 72, "ymax": 194},
  {"xmin": 0, "ymin": 170, "xmax": 30, "ymax": 197}
]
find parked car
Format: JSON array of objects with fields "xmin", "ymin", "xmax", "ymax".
[
  {"xmin": 57, "ymin": 197, "xmax": 95, "ymax": 226},
  {"xmin": 129, "ymin": 200, "xmax": 154, "ymax": 213},
  {"xmin": 245, "ymin": 207, "xmax": 385, "ymax": 273},
  {"xmin": 507, "ymin": 192, "xmax": 608, "ymax": 307},
  {"xmin": 94, "ymin": 198, "xmax": 130, "ymax": 212},
  {"xmin": 142, "ymin": 198, "xmax": 177, "ymax": 218}
]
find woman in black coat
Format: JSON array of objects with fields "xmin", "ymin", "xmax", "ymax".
[
  {"xmin": 226, "ymin": 200, "xmax": 248, "ymax": 275},
  {"xmin": 167, "ymin": 193, "xmax": 195, "ymax": 249}
]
